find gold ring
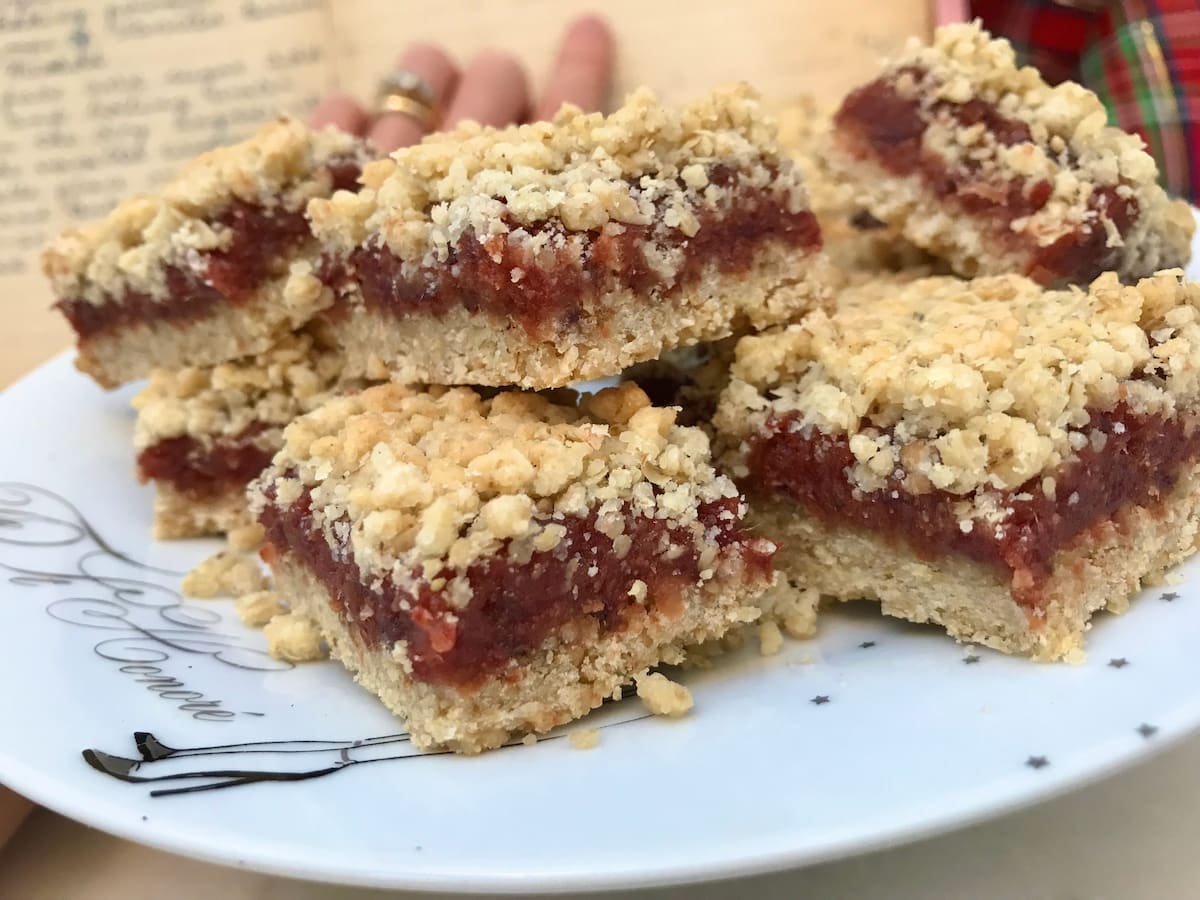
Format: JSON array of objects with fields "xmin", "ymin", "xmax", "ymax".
[{"xmin": 374, "ymin": 70, "xmax": 439, "ymax": 131}]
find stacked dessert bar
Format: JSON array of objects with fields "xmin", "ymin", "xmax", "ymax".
[
  {"xmin": 44, "ymin": 117, "xmax": 372, "ymax": 388},
  {"xmin": 715, "ymin": 270, "xmax": 1200, "ymax": 660},
  {"xmin": 824, "ymin": 23, "xmax": 1193, "ymax": 285},
  {"xmin": 131, "ymin": 332, "xmax": 355, "ymax": 538},
  {"xmin": 707, "ymin": 22, "xmax": 1198, "ymax": 661},
  {"xmin": 305, "ymin": 85, "xmax": 832, "ymax": 386},
  {"xmin": 47, "ymin": 87, "xmax": 831, "ymax": 750},
  {"xmin": 44, "ymin": 117, "xmax": 378, "ymax": 538},
  {"xmin": 44, "ymin": 22, "xmax": 1200, "ymax": 749},
  {"xmin": 253, "ymin": 382, "xmax": 776, "ymax": 751}
]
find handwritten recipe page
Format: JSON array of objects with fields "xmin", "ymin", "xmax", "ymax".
[{"xmin": 0, "ymin": 0, "xmax": 333, "ymax": 384}]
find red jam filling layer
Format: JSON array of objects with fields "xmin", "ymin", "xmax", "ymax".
[
  {"xmin": 57, "ymin": 158, "xmax": 363, "ymax": 339},
  {"xmin": 746, "ymin": 404, "xmax": 1200, "ymax": 608},
  {"xmin": 136, "ymin": 428, "xmax": 276, "ymax": 498},
  {"xmin": 327, "ymin": 170, "xmax": 821, "ymax": 338},
  {"xmin": 259, "ymin": 490, "xmax": 774, "ymax": 689},
  {"xmin": 834, "ymin": 68, "xmax": 1138, "ymax": 285}
]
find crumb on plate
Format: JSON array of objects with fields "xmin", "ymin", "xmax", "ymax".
[
  {"xmin": 263, "ymin": 611, "xmax": 326, "ymax": 662},
  {"xmin": 181, "ymin": 550, "xmax": 266, "ymax": 598},
  {"xmin": 568, "ymin": 728, "xmax": 600, "ymax": 750},
  {"xmin": 635, "ymin": 672, "xmax": 694, "ymax": 717}
]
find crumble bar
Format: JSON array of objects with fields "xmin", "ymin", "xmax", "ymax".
[
  {"xmin": 132, "ymin": 332, "xmax": 356, "ymax": 539},
  {"xmin": 248, "ymin": 382, "xmax": 775, "ymax": 751},
  {"xmin": 44, "ymin": 118, "xmax": 373, "ymax": 388},
  {"xmin": 716, "ymin": 270, "xmax": 1200, "ymax": 660},
  {"xmin": 774, "ymin": 95, "xmax": 937, "ymax": 275},
  {"xmin": 826, "ymin": 23, "xmax": 1193, "ymax": 286},
  {"xmin": 305, "ymin": 85, "xmax": 833, "ymax": 388}
]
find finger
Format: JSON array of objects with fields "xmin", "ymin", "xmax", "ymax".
[
  {"xmin": 368, "ymin": 43, "xmax": 460, "ymax": 152},
  {"xmin": 309, "ymin": 93, "xmax": 370, "ymax": 135},
  {"xmin": 932, "ymin": 0, "xmax": 969, "ymax": 25},
  {"xmin": 442, "ymin": 50, "xmax": 531, "ymax": 129},
  {"xmin": 535, "ymin": 15, "xmax": 615, "ymax": 121}
]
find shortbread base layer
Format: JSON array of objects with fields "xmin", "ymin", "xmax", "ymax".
[
  {"xmin": 271, "ymin": 554, "xmax": 762, "ymax": 752},
  {"xmin": 151, "ymin": 482, "xmax": 251, "ymax": 540},
  {"xmin": 748, "ymin": 462, "xmax": 1200, "ymax": 661},
  {"xmin": 329, "ymin": 244, "xmax": 834, "ymax": 388},
  {"xmin": 826, "ymin": 146, "xmax": 1192, "ymax": 284},
  {"xmin": 73, "ymin": 272, "xmax": 320, "ymax": 389}
]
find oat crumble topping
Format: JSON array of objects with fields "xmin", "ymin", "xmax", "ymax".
[
  {"xmin": 719, "ymin": 270, "xmax": 1200, "ymax": 504},
  {"xmin": 831, "ymin": 22, "xmax": 1194, "ymax": 274},
  {"xmin": 251, "ymin": 382, "xmax": 744, "ymax": 609},
  {"xmin": 774, "ymin": 95, "xmax": 855, "ymax": 226},
  {"xmin": 307, "ymin": 85, "xmax": 809, "ymax": 273},
  {"xmin": 132, "ymin": 333, "xmax": 350, "ymax": 449},
  {"xmin": 42, "ymin": 118, "xmax": 368, "ymax": 305}
]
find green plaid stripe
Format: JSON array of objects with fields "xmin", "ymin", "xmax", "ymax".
[
  {"xmin": 980, "ymin": 0, "xmax": 1199, "ymax": 200},
  {"xmin": 1083, "ymin": 5, "xmax": 1192, "ymax": 198}
]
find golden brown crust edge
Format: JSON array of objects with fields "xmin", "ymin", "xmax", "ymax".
[
  {"xmin": 270, "ymin": 552, "xmax": 761, "ymax": 752},
  {"xmin": 73, "ymin": 264, "xmax": 329, "ymax": 389},
  {"xmin": 320, "ymin": 243, "xmax": 834, "ymax": 389},
  {"xmin": 748, "ymin": 460, "xmax": 1200, "ymax": 660}
]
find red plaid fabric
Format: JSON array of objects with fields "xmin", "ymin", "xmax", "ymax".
[{"xmin": 973, "ymin": 0, "xmax": 1200, "ymax": 202}]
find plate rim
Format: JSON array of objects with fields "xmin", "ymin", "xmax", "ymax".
[{"xmin": 2, "ymin": 717, "xmax": 1196, "ymax": 893}]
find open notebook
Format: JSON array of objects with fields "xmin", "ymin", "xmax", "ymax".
[{"xmin": 0, "ymin": 0, "xmax": 926, "ymax": 384}]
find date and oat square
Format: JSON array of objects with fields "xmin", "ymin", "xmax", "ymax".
[
  {"xmin": 302, "ymin": 85, "xmax": 834, "ymax": 389},
  {"xmin": 826, "ymin": 23, "xmax": 1193, "ymax": 286},
  {"xmin": 248, "ymin": 381, "xmax": 776, "ymax": 752},
  {"xmin": 716, "ymin": 270, "xmax": 1200, "ymax": 661},
  {"xmin": 772, "ymin": 94, "xmax": 938, "ymax": 276},
  {"xmin": 132, "ymin": 332, "xmax": 360, "ymax": 539},
  {"xmin": 44, "ymin": 118, "xmax": 373, "ymax": 389}
]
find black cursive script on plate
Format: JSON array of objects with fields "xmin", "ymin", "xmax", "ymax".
[
  {"xmin": 0, "ymin": 483, "xmax": 290, "ymax": 722},
  {"xmin": 83, "ymin": 730, "xmax": 429, "ymax": 796},
  {"xmin": 85, "ymin": 712, "xmax": 652, "ymax": 797},
  {"xmin": 84, "ymin": 690, "xmax": 650, "ymax": 796}
]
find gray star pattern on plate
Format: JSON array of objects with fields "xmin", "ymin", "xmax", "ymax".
[
  {"xmin": 1025, "ymin": 756, "xmax": 1049, "ymax": 769},
  {"xmin": 811, "ymin": 695, "xmax": 830, "ymax": 705},
  {"xmin": 1137, "ymin": 723, "xmax": 1158, "ymax": 739},
  {"xmin": 1108, "ymin": 658, "xmax": 1129, "ymax": 669},
  {"xmin": 963, "ymin": 654, "xmax": 981, "ymax": 665},
  {"xmin": 1162, "ymin": 592, "xmax": 1180, "ymax": 602}
]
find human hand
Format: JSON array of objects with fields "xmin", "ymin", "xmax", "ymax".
[{"xmin": 309, "ymin": 14, "xmax": 615, "ymax": 153}]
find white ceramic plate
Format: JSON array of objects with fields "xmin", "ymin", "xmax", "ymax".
[{"xmin": 5, "ymin": 259, "xmax": 1200, "ymax": 892}]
